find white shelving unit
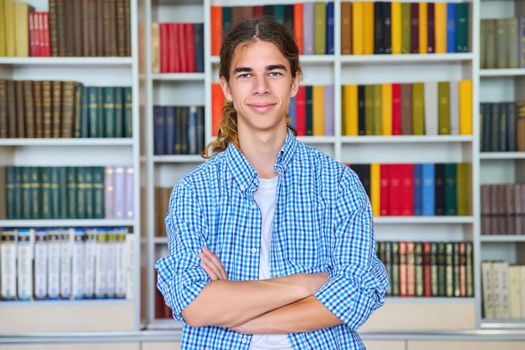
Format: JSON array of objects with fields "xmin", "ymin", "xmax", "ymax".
[{"xmin": 0, "ymin": 0, "xmax": 142, "ymax": 334}]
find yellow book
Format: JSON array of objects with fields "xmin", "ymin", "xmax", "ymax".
[
  {"xmin": 363, "ymin": 2, "xmax": 374, "ymax": 55},
  {"xmin": 352, "ymin": 2, "xmax": 364, "ymax": 55},
  {"xmin": 435, "ymin": 3, "xmax": 447, "ymax": 54},
  {"xmin": 381, "ymin": 83, "xmax": 392, "ymax": 135},
  {"xmin": 459, "ymin": 80, "xmax": 472, "ymax": 135},
  {"xmin": 0, "ymin": 0, "xmax": 6, "ymax": 56},
  {"xmin": 14, "ymin": 2, "xmax": 30, "ymax": 57},
  {"xmin": 343, "ymin": 85, "xmax": 358, "ymax": 136},
  {"xmin": 371, "ymin": 163, "xmax": 381, "ymax": 217},
  {"xmin": 151, "ymin": 23, "xmax": 160, "ymax": 73},
  {"xmin": 419, "ymin": 3, "xmax": 428, "ymax": 54},
  {"xmin": 5, "ymin": 0, "xmax": 15, "ymax": 56},
  {"xmin": 312, "ymin": 85, "xmax": 325, "ymax": 136},
  {"xmin": 391, "ymin": 2, "xmax": 402, "ymax": 54}
]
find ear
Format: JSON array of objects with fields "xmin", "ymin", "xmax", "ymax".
[
  {"xmin": 219, "ymin": 76, "xmax": 233, "ymax": 102},
  {"xmin": 290, "ymin": 71, "xmax": 302, "ymax": 98}
]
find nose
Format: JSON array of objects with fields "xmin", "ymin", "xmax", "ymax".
[{"xmin": 252, "ymin": 74, "xmax": 269, "ymax": 96}]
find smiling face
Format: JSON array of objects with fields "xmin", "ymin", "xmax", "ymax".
[{"xmin": 220, "ymin": 40, "xmax": 301, "ymax": 136}]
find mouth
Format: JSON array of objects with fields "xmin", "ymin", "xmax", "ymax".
[{"xmin": 247, "ymin": 103, "xmax": 276, "ymax": 113}]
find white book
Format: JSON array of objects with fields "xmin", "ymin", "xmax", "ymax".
[
  {"xmin": 482, "ymin": 261, "xmax": 494, "ymax": 319},
  {"xmin": 449, "ymin": 81, "xmax": 459, "ymax": 135},
  {"xmin": 493, "ymin": 261, "xmax": 510, "ymax": 319},
  {"xmin": 508, "ymin": 265, "xmax": 522, "ymax": 319},
  {"xmin": 125, "ymin": 233, "xmax": 134, "ymax": 299},
  {"xmin": 125, "ymin": 166, "xmax": 134, "ymax": 219},
  {"xmin": 59, "ymin": 229, "xmax": 73, "ymax": 299},
  {"xmin": 95, "ymin": 229, "xmax": 108, "ymax": 298},
  {"xmin": 84, "ymin": 229, "xmax": 97, "ymax": 298},
  {"xmin": 106, "ymin": 229, "xmax": 117, "ymax": 298},
  {"xmin": 34, "ymin": 229, "xmax": 48, "ymax": 300},
  {"xmin": 113, "ymin": 166, "xmax": 125, "ymax": 219},
  {"xmin": 47, "ymin": 229, "xmax": 61, "ymax": 299},
  {"xmin": 424, "ymin": 82, "xmax": 438, "ymax": 135},
  {"xmin": 0, "ymin": 229, "xmax": 18, "ymax": 300},
  {"xmin": 520, "ymin": 266, "xmax": 525, "ymax": 318},
  {"xmin": 17, "ymin": 229, "xmax": 34, "ymax": 301},
  {"xmin": 71, "ymin": 228, "xmax": 86, "ymax": 299},
  {"xmin": 105, "ymin": 166, "xmax": 115, "ymax": 219},
  {"xmin": 115, "ymin": 228, "xmax": 128, "ymax": 298}
]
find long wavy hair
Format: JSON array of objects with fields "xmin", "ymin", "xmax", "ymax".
[{"xmin": 202, "ymin": 17, "xmax": 301, "ymax": 159}]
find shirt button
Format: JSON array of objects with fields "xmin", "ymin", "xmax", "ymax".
[
  {"xmin": 251, "ymin": 248, "xmax": 257, "ymax": 254},
  {"xmin": 251, "ymin": 203, "xmax": 257, "ymax": 209},
  {"xmin": 241, "ymin": 337, "xmax": 247, "ymax": 343}
]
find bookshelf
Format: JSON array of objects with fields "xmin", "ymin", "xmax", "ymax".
[{"xmin": 0, "ymin": 0, "xmax": 142, "ymax": 334}]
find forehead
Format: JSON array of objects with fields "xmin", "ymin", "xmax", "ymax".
[{"xmin": 230, "ymin": 40, "xmax": 290, "ymax": 71}]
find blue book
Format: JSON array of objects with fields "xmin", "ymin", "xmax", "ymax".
[
  {"xmin": 194, "ymin": 24, "xmax": 204, "ymax": 72},
  {"xmin": 188, "ymin": 106, "xmax": 198, "ymax": 154},
  {"xmin": 164, "ymin": 106, "xmax": 176, "ymax": 155},
  {"xmin": 327, "ymin": 2, "xmax": 334, "ymax": 54},
  {"xmin": 196, "ymin": 107, "xmax": 205, "ymax": 153},
  {"xmin": 289, "ymin": 96, "xmax": 296, "ymax": 129},
  {"xmin": 153, "ymin": 106, "xmax": 166, "ymax": 155},
  {"xmin": 413, "ymin": 164, "xmax": 423, "ymax": 216},
  {"xmin": 80, "ymin": 86, "xmax": 90, "ymax": 137},
  {"xmin": 422, "ymin": 163, "xmax": 435, "ymax": 216},
  {"xmin": 446, "ymin": 3, "xmax": 456, "ymax": 53}
]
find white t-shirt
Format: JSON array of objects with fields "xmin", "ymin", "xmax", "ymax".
[{"xmin": 249, "ymin": 176, "xmax": 293, "ymax": 350}]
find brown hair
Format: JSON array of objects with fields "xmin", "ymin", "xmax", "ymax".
[{"xmin": 202, "ymin": 17, "xmax": 301, "ymax": 159}]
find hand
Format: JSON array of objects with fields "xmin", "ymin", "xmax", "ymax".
[{"xmin": 199, "ymin": 247, "xmax": 228, "ymax": 280}]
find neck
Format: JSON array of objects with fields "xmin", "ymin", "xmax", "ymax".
[{"xmin": 237, "ymin": 123, "xmax": 288, "ymax": 179}]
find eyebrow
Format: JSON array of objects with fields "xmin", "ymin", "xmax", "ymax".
[{"xmin": 233, "ymin": 64, "xmax": 288, "ymax": 74}]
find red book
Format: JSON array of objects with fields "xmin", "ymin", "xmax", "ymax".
[
  {"xmin": 389, "ymin": 164, "xmax": 402, "ymax": 216},
  {"xmin": 400, "ymin": 164, "xmax": 414, "ymax": 216},
  {"xmin": 29, "ymin": 13, "xmax": 37, "ymax": 57},
  {"xmin": 392, "ymin": 83, "xmax": 402, "ymax": 135},
  {"xmin": 210, "ymin": 6, "xmax": 222, "ymax": 56},
  {"xmin": 160, "ymin": 23, "xmax": 169, "ymax": 73},
  {"xmin": 380, "ymin": 164, "xmax": 391, "ymax": 216},
  {"xmin": 295, "ymin": 86, "xmax": 306, "ymax": 136},
  {"xmin": 423, "ymin": 242, "xmax": 432, "ymax": 297},
  {"xmin": 176, "ymin": 23, "xmax": 186, "ymax": 72},
  {"xmin": 294, "ymin": 4, "xmax": 304, "ymax": 55},
  {"xmin": 253, "ymin": 6, "xmax": 264, "ymax": 18},
  {"xmin": 399, "ymin": 241, "xmax": 408, "ymax": 297},
  {"xmin": 42, "ymin": 13, "xmax": 51, "ymax": 57},
  {"xmin": 212, "ymin": 84, "xmax": 224, "ymax": 136},
  {"xmin": 185, "ymin": 23, "xmax": 196, "ymax": 73}
]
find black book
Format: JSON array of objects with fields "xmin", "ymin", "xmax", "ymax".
[
  {"xmin": 194, "ymin": 24, "xmax": 204, "ymax": 73},
  {"xmin": 284, "ymin": 5, "xmax": 294, "ymax": 35},
  {"xmin": 306, "ymin": 86, "xmax": 313, "ymax": 136},
  {"xmin": 383, "ymin": 2, "xmax": 392, "ymax": 54},
  {"xmin": 490, "ymin": 103, "xmax": 499, "ymax": 152},
  {"xmin": 506, "ymin": 102, "xmax": 517, "ymax": 151},
  {"xmin": 374, "ymin": 2, "xmax": 384, "ymax": 54},
  {"xmin": 499, "ymin": 102, "xmax": 507, "ymax": 152},
  {"xmin": 350, "ymin": 164, "xmax": 371, "ymax": 198},
  {"xmin": 358, "ymin": 85, "xmax": 366, "ymax": 135},
  {"xmin": 427, "ymin": 3, "xmax": 435, "ymax": 53},
  {"xmin": 434, "ymin": 163, "xmax": 445, "ymax": 215}
]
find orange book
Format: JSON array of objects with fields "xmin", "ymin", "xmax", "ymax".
[
  {"xmin": 294, "ymin": 4, "xmax": 304, "ymax": 55},
  {"xmin": 211, "ymin": 6, "xmax": 222, "ymax": 56},
  {"xmin": 459, "ymin": 80, "xmax": 472, "ymax": 135},
  {"xmin": 363, "ymin": 2, "xmax": 374, "ymax": 55},
  {"xmin": 381, "ymin": 83, "xmax": 392, "ymax": 135},
  {"xmin": 419, "ymin": 2, "xmax": 428, "ymax": 54},
  {"xmin": 352, "ymin": 2, "xmax": 364, "ymax": 55},
  {"xmin": 212, "ymin": 84, "xmax": 225, "ymax": 136},
  {"xmin": 435, "ymin": 3, "xmax": 447, "ymax": 53}
]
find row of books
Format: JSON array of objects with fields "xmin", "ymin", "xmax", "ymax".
[
  {"xmin": 481, "ymin": 184, "xmax": 525, "ymax": 236},
  {"xmin": 211, "ymin": 3, "xmax": 335, "ymax": 56},
  {"xmin": 153, "ymin": 106, "xmax": 205, "ymax": 156},
  {"xmin": 342, "ymin": 2, "xmax": 470, "ymax": 55},
  {"xmin": 342, "ymin": 81, "xmax": 473, "ymax": 136},
  {"xmin": 480, "ymin": 102, "xmax": 525, "ymax": 153},
  {"xmin": 4, "ymin": 166, "xmax": 134, "ymax": 220},
  {"xmin": 482, "ymin": 261, "xmax": 525, "ymax": 320},
  {"xmin": 480, "ymin": 18, "xmax": 524, "ymax": 69},
  {"xmin": 0, "ymin": 81, "xmax": 132, "ymax": 139},
  {"xmin": 347, "ymin": 163, "xmax": 472, "ymax": 216},
  {"xmin": 0, "ymin": 227, "xmax": 133, "ymax": 301},
  {"xmin": 377, "ymin": 241, "xmax": 473, "ymax": 298},
  {"xmin": 154, "ymin": 186, "xmax": 171, "ymax": 237},
  {"xmin": 212, "ymin": 84, "xmax": 335, "ymax": 137},
  {"xmin": 151, "ymin": 23, "xmax": 204, "ymax": 73}
]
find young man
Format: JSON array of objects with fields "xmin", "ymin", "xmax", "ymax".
[{"xmin": 155, "ymin": 18, "xmax": 388, "ymax": 349}]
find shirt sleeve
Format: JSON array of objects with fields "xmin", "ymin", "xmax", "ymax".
[
  {"xmin": 314, "ymin": 167, "xmax": 389, "ymax": 330},
  {"xmin": 154, "ymin": 181, "xmax": 211, "ymax": 323}
]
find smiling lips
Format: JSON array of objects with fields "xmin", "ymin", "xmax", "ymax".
[{"xmin": 248, "ymin": 103, "xmax": 276, "ymax": 113}]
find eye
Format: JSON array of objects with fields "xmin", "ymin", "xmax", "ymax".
[
  {"xmin": 268, "ymin": 71, "xmax": 283, "ymax": 77},
  {"xmin": 238, "ymin": 73, "xmax": 252, "ymax": 79}
]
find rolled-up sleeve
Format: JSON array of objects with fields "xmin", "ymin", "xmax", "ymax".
[
  {"xmin": 314, "ymin": 167, "xmax": 389, "ymax": 330},
  {"xmin": 154, "ymin": 181, "xmax": 210, "ymax": 322}
]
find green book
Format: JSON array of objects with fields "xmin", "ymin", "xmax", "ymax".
[
  {"xmin": 85, "ymin": 167, "xmax": 94, "ymax": 219},
  {"xmin": 455, "ymin": 2, "xmax": 469, "ymax": 53},
  {"xmin": 412, "ymin": 82, "xmax": 425, "ymax": 135},
  {"xmin": 466, "ymin": 242, "xmax": 473, "ymax": 297},
  {"xmin": 74, "ymin": 83, "xmax": 83, "ymax": 138},
  {"xmin": 124, "ymin": 87, "xmax": 132, "ymax": 138},
  {"xmin": 40, "ymin": 167, "xmax": 52, "ymax": 220},
  {"xmin": 364, "ymin": 84, "xmax": 375, "ymax": 135},
  {"xmin": 496, "ymin": 19, "xmax": 507, "ymax": 68},
  {"xmin": 6, "ymin": 166, "xmax": 16, "ymax": 219},
  {"xmin": 21, "ymin": 167, "xmax": 31, "ymax": 220},
  {"xmin": 97, "ymin": 88, "xmax": 105, "ymax": 139},
  {"xmin": 306, "ymin": 86, "xmax": 313, "ymax": 136},
  {"xmin": 401, "ymin": 3, "xmax": 411, "ymax": 54},
  {"xmin": 50, "ymin": 167, "xmax": 60, "ymax": 219},
  {"xmin": 273, "ymin": 5, "xmax": 286, "ymax": 25},
  {"xmin": 58, "ymin": 167, "xmax": 67, "ymax": 219},
  {"xmin": 437, "ymin": 242, "xmax": 446, "ymax": 297},
  {"xmin": 444, "ymin": 163, "xmax": 457, "ymax": 215},
  {"xmin": 30, "ymin": 167, "xmax": 41, "ymax": 220},
  {"xmin": 314, "ymin": 2, "xmax": 326, "ymax": 54},
  {"xmin": 103, "ymin": 87, "xmax": 116, "ymax": 138},
  {"xmin": 88, "ymin": 87, "xmax": 99, "ymax": 138},
  {"xmin": 508, "ymin": 18, "xmax": 519, "ymax": 69},
  {"xmin": 392, "ymin": 242, "xmax": 399, "ymax": 296},
  {"xmin": 114, "ymin": 87, "xmax": 124, "ymax": 138},
  {"xmin": 93, "ymin": 167, "xmax": 105, "ymax": 219},
  {"xmin": 222, "ymin": 6, "xmax": 232, "ymax": 36},
  {"xmin": 445, "ymin": 242, "xmax": 454, "ymax": 297},
  {"xmin": 76, "ymin": 167, "xmax": 86, "ymax": 219},
  {"xmin": 80, "ymin": 86, "xmax": 90, "ymax": 138},
  {"xmin": 66, "ymin": 167, "xmax": 77, "ymax": 219},
  {"xmin": 485, "ymin": 19, "xmax": 496, "ymax": 69},
  {"xmin": 456, "ymin": 163, "xmax": 468, "ymax": 216},
  {"xmin": 480, "ymin": 21, "xmax": 487, "ymax": 68},
  {"xmin": 415, "ymin": 242, "xmax": 424, "ymax": 297},
  {"xmin": 438, "ymin": 82, "xmax": 450, "ymax": 134},
  {"xmin": 431, "ymin": 243, "xmax": 438, "ymax": 297},
  {"xmin": 373, "ymin": 84, "xmax": 382, "ymax": 135}
]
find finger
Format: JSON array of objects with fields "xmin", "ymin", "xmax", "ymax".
[
  {"xmin": 202, "ymin": 248, "xmax": 228, "ymax": 280},
  {"xmin": 200, "ymin": 259, "xmax": 219, "ymax": 280},
  {"xmin": 200, "ymin": 252, "xmax": 224, "ymax": 280}
]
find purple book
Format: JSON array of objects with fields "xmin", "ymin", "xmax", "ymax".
[
  {"xmin": 303, "ymin": 3, "xmax": 314, "ymax": 55},
  {"xmin": 125, "ymin": 166, "xmax": 134, "ymax": 219},
  {"xmin": 113, "ymin": 166, "xmax": 126, "ymax": 219},
  {"xmin": 324, "ymin": 85, "xmax": 334, "ymax": 136},
  {"xmin": 104, "ymin": 166, "xmax": 115, "ymax": 219}
]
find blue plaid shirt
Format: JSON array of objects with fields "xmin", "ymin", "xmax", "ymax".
[{"xmin": 155, "ymin": 128, "xmax": 388, "ymax": 349}]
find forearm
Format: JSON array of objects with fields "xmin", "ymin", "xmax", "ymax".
[
  {"xmin": 232, "ymin": 295, "xmax": 342, "ymax": 334},
  {"xmin": 182, "ymin": 275, "xmax": 312, "ymax": 328}
]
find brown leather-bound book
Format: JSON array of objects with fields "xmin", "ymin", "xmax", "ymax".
[
  {"xmin": 517, "ymin": 117, "xmax": 525, "ymax": 151},
  {"xmin": 23, "ymin": 81, "xmax": 35, "ymax": 138},
  {"xmin": 341, "ymin": 2, "xmax": 352, "ymax": 55},
  {"xmin": 505, "ymin": 184, "xmax": 515, "ymax": 234},
  {"xmin": 96, "ymin": 0, "xmax": 104, "ymax": 56},
  {"xmin": 33, "ymin": 81, "xmax": 43, "ymax": 138},
  {"xmin": 49, "ymin": 0, "xmax": 59, "ymax": 56},
  {"xmin": 74, "ymin": 82, "xmax": 82, "ymax": 137},
  {"xmin": 88, "ymin": 0, "xmax": 98, "ymax": 56},
  {"xmin": 0, "ymin": 80, "xmax": 7, "ymax": 138},
  {"xmin": 401, "ymin": 83, "xmax": 412, "ymax": 135},
  {"xmin": 6, "ymin": 81, "xmax": 17, "ymax": 138},
  {"xmin": 73, "ymin": 0, "xmax": 83, "ymax": 56},
  {"xmin": 62, "ymin": 0, "xmax": 74, "ymax": 56},
  {"xmin": 42, "ymin": 81, "xmax": 53, "ymax": 138},
  {"xmin": 116, "ymin": 0, "xmax": 126, "ymax": 57},
  {"xmin": 124, "ymin": 0, "xmax": 131, "ymax": 56},
  {"xmin": 56, "ymin": 0, "xmax": 67, "ymax": 56},
  {"xmin": 82, "ymin": 0, "xmax": 90, "ymax": 56},
  {"xmin": 103, "ymin": 0, "xmax": 117, "ymax": 56},
  {"xmin": 61, "ymin": 81, "xmax": 76, "ymax": 138},
  {"xmin": 52, "ymin": 81, "xmax": 63, "ymax": 138},
  {"xmin": 155, "ymin": 186, "xmax": 171, "ymax": 237},
  {"xmin": 481, "ymin": 185, "xmax": 490, "ymax": 235},
  {"xmin": 15, "ymin": 81, "xmax": 26, "ymax": 138}
]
